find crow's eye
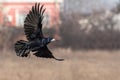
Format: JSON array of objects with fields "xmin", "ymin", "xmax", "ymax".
[{"xmin": 47, "ymin": 38, "xmax": 51, "ymax": 42}]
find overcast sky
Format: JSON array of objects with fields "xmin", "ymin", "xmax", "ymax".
[
  {"xmin": 64, "ymin": 0, "xmax": 119, "ymax": 13},
  {"xmin": 101, "ymin": 0, "xmax": 119, "ymax": 8}
]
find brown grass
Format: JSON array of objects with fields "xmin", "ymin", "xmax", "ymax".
[{"xmin": 0, "ymin": 48, "xmax": 120, "ymax": 80}]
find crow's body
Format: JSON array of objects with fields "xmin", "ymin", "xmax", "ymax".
[{"xmin": 14, "ymin": 3, "xmax": 63, "ymax": 61}]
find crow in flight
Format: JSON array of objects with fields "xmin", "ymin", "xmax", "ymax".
[{"xmin": 14, "ymin": 3, "xmax": 64, "ymax": 61}]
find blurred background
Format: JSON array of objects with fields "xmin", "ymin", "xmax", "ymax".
[{"xmin": 0, "ymin": 0, "xmax": 120, "ymax": 80}]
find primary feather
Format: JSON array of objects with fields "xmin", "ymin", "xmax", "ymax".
[{"xmin": 24, "ymin": 3, "xmax": 45, "ymax": 41}]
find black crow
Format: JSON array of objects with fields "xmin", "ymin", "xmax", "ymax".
[{"xmin": 14, "ymin": 3, "xmax": 64, "ymax": 61}]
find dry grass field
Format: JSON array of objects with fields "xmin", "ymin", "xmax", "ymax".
[{"xmin": 0, "ymin": 48, "xmax": 120, "ymax": 80}]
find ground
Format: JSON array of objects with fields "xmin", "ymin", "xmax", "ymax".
[{"xmin": 0, "ymin": 48, "xmax": 120, "ymax": 80}]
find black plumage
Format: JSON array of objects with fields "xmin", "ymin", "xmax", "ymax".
[{"xmin": 14, "ymin": 3, "xmax": 64, "ymax": 61}]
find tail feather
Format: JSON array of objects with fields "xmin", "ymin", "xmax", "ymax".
[{"xmin": 15, "ymin": 40, "xmax": 30, "ymax": 57}]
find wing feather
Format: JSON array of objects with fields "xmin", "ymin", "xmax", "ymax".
[
  {"xmin": 24, "ymin": 3, "xmax": 45, "ymax": 41},
  {"xmin": 33, "ymin": 46, "xmax": 64, "ymax": 61}
]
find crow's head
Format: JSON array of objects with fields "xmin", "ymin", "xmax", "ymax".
[
  {"xmin": 44, "ymin": 37, "xmax": 56, "ymax": 45},
  {"xmin": 48, "ymin": 37, "xmax": 56, "ymax": 42}
]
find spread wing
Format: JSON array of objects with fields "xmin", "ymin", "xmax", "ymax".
[
  {"xmin": 33, "ymin": 46, "xmax": 64, "ymax": 61},
  {"xmin": 24, "ymin": 3, "xmax": 46, "ymax": 41}
]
